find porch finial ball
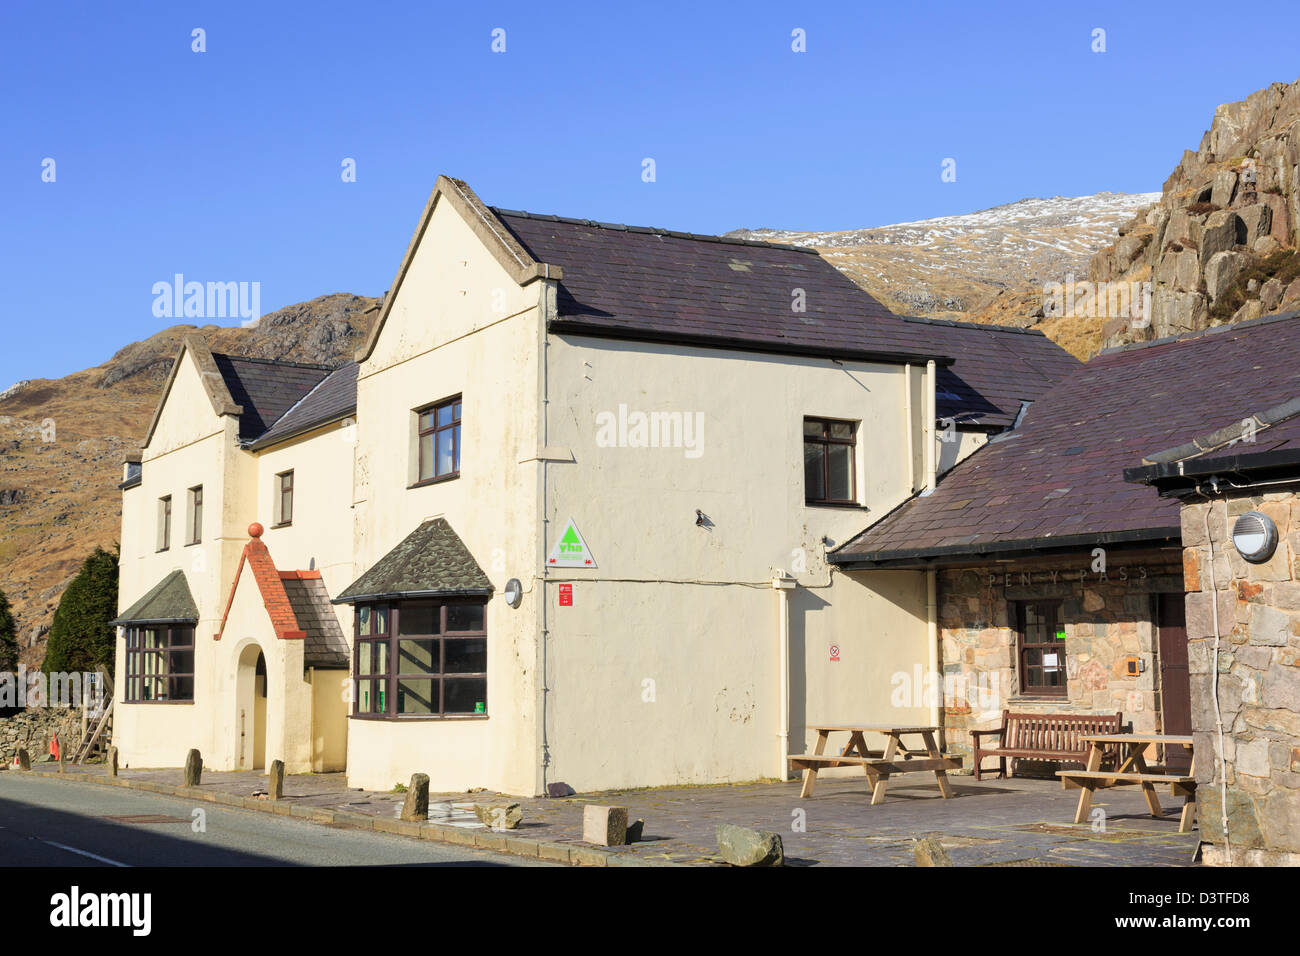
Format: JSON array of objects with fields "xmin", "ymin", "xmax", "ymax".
[{"xmin": 248, "ymin": 522, "xmax": 264, "ymax": 538}]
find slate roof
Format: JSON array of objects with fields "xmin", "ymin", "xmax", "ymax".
[
  {"xmin": 283, "ymin": 574, "xmax": 350, "ymax": 669},
  {"xmin": 245, "ymin": 363, "xmax": 358, "ymax": 450},
  {"xmin": 493, "ymin": 209, "xmax": 955, "ymax": 366},
  {"xmin": 1125, "ymin": 392, "xmax": 1300, "ymax": 491},
  {"xmin": 899, "ymin": 317, "xmax": 1082, "ymax": 428},
  {"xmin": 335, "ymin": 518, "xmax": 493, "ymax": 604},
  {"xmin": 111, "ymin": 570, "xmax": 198, "ymax": 625},
  {"xmin": 833, "ymin": 311, "xmax": 1300, "ymax": 567},
  {"xmin": 211, "ymin": 354, "xmax": 335, "ymax": 441}
]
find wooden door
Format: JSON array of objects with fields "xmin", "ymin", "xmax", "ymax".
[{"xmin": 1157, "ymin": 593, "xmax": 1192, "ymax": 772}]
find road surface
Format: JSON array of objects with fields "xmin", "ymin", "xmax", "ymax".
[{"xmin": 0, "ymin": 772, "xmax": 557, "ymax": 866}]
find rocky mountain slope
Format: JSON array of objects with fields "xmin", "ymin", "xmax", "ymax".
[
  {"xmin": 0, "ymin": 293, "xmax": 378, "ymax": 668},
  {"xmin": 1091, "ymin": 76, "xmax": 1300, "ymax": 349},
  {"xmin": 730, "ymin": 192, "xmax": 1160, "ymax": 357}
]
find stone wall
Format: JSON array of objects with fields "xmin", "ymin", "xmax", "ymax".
[
  {"xmin": 0, "ymin": 708, "xmax": 86, "ymax": 764},
  {"xmin": 1182, "ymin": 492, "xmax": 1300, "ymax": 866},
  {"xmin": 937, "ymin": 554, "xmax": 1183, "ymax": 767}
]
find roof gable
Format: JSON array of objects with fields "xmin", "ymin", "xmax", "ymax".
[
  {"xmin": 142, "ymin": 335, "xmax": 242, "ymax": 449},
  {"xmin": 355, "ymin": 176, "xmax": 562, "ymax": 363},
  {"xmin": 215, "ymin": 528, "xmax": 306, "ymax": 642}
]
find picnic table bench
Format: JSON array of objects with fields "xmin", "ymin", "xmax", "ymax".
[
  {"xmin": 789, "ymin": 724, "xmax": 962, "ymax": 804},
  {"xmin": 971, "ymin": 710, "xmax": 1125, "ymax": 780},
  {"xmin": 1057, "ymin": 733, "xmax": 1197, "ymax": 833}
]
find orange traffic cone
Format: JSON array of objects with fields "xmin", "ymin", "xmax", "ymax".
[{"xmin": 49, "ymin": 733, "xmax": 60, "ymax": 761}]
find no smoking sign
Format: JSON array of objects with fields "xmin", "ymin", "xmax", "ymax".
[{"xmin": 829, "ymin": 644, "xmax": 840, "ymax": 662}]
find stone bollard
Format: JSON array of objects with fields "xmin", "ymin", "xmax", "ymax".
[
  {"xmin": 107, "ymin": 747, "xmax": 118, "ymax": 777},
  {"xmin": 582, "ymin": 805, "xmax": 629, "ymax": 846},
  {"xmin": 400, "ymin": 773, "xmax": 429, "ymax": 821},
  {"xmin": 17, "ymin": 748, "xmax": 31, "ymax": 771},
  {"xmin": 268, "ymin": 759, "xmax": 284, "ymax": 800},
  {"xmin": 913, "ymin": 836, "xmax": 952, "ymax": 867},
  {"xmin": 184, "ymin": 749, "xmax": 202, "ymax": 788},
  {"xmin": 716, "ymin": 823, "xmax": 784, "ymax": 866}
]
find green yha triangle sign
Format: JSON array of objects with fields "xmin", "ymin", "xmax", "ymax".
[{"xmin": 547, "ymin": 518, "xmax": 596, "ymax": 568}]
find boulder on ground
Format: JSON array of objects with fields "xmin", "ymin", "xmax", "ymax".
[
  {"xmin": 473, "ymin": 802, "xmax": 522, "ymax": 830},
  {"xmin": 716, "ymin": 823, "xmax": 784, "ymax": 866},
  {"xmin": 913, "ymin": 836, "xmax": 953, "ymax": 867}
]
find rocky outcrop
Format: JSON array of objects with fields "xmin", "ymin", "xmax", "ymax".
[{"xmin": 1093, "ymin": 76, "xmax": 1300, "ymax": 347}]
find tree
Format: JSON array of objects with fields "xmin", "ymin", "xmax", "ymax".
[
  {"xmin": 0, "ymin": 589, "xmax": 18, "ymax": 673},
  {"xmin": 42, "ymin": 546, "xmax": 119, "ymax": 676}
]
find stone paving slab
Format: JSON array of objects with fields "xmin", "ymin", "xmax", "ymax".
[{"xmin": 18, "ymin": 761, "xmax": 1201, "ymax": 866}]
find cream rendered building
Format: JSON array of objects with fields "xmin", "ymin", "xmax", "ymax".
[{"xmin": 114, "ymin": 176, "xmax": 1075, "ymax": 795}]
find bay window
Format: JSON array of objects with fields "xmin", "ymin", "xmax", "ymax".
[{"xmin": 353, "ymin": 599, "xmax": 487, "ymax": 718}]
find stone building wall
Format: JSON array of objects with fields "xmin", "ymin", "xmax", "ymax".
[
  {"xmin": 1182, "ymin": 492, "xmax": 1300, "ymax": 866},
  {"xmin": 937, "ymin": 555, "xmax": 1183, "ymax": 767}
]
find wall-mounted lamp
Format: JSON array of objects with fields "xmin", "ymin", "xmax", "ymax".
[
  {"xmin": 504, "ymin": 578, "xmax": 523, "ymax": 608},
  {"xmin": 1232, "ymin": 511, "xmax": 1278, "ymax": 563}
]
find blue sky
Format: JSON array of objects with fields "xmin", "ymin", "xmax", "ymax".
[{"xmin": 3, "ymin": 0, "xmax": 1298, "ymax": 386}]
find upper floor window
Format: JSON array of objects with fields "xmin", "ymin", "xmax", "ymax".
[
  {"xmin": 417, "ymin": 396, "xmax": 461, "ymax": 484},
  {"xmin": 125, "ymin": 626, "xmax": 195, "ymax": 702},
  {"xmin": 156, "ymin": 496, "xmax": 172, "ymax": 552},
  {"xmin": 274, "ymin": 470, "xmax": 294, "ymax": 527},
  {"xmin": 804, "ymin": 417, "xmax": 857, "ymax": 505},
  {"xmin": 353, "ymin": 599, "xmax": 487, "ymax": 719},
  {"xmin": 186, "ymin": 485, "xmax": 203, "ymax": 545},
  {"xmin": 1016, "ymin": 601, "xmax": 1067, "ymax": 698}
]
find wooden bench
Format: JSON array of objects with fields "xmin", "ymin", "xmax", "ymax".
[
  {"xmin": 1058, "ymin": 733, "xmax": 1197, "ymax": 832},
  {"xmin": 790, "ymin": 725, "xmax": 963, "ymax": 804},
  {"xmin": 971, "ymin": 710, "xmax": 1124, "ymax": 780}
]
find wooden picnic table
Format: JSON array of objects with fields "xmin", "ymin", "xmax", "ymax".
[
  {"xmin": 1057, "ymin": 733, "xmax": 1197, "ymax": 833},
  {"xmin": 789, "ymin": 724, "xmax": 962, "ymax": 804}
]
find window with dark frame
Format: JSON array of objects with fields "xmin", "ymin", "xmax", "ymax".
[
  {"xmin": 803, "ymin": 417, "xmax": 857, "ymax": 505},
  {"xmin": 275, "ymin": 470, "xmax": 294, "ymax": 527},
  {"xmin": 157, "ymin": 496, "xmax": 172, "ymax": 552},
  {"xmin": 186, "ymin": 485, "xmax": 203, "ymax": 545},
  {"xmin": 124, "ymin": 626, "xmax": 195, "ymax": 702},
  {"xmin": 1016, "ymin": 600, "xmax": 1067, "ymax": 697},
  {"xmin": 353, "ymin": 600, "xmax": 487, "ymax": 718},
  {"xmin": 416, "ymin": 396, "xmax": 461, "ymax": 484}
]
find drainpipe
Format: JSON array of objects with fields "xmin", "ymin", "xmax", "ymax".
[
  {"xmin": 903, "ymin": 364, "xmax": 915, "ymax": 493},
  {"xmin": 772, "ymin": 571, "xmax": 796, "ymax": 779},
  {"xmin": 922, "ymin": 360, "xmax": 937, "ymax": 496},
  {"xmin": 927, "ymin": 568, "xmax": 940, "ymax": 730}
]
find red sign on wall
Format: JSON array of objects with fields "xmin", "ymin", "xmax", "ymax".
[
  {"xmin": 829, "ymin": 644, "xmax": 840, "ymax": 662},
  {"xmin": 558, "ymin": 584, "xmax": 573, "ymax": 606}
]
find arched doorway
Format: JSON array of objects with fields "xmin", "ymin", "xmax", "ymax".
[{"xmin": 235, "ymin": 643, "xmax": 268, "ymax": 771}]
